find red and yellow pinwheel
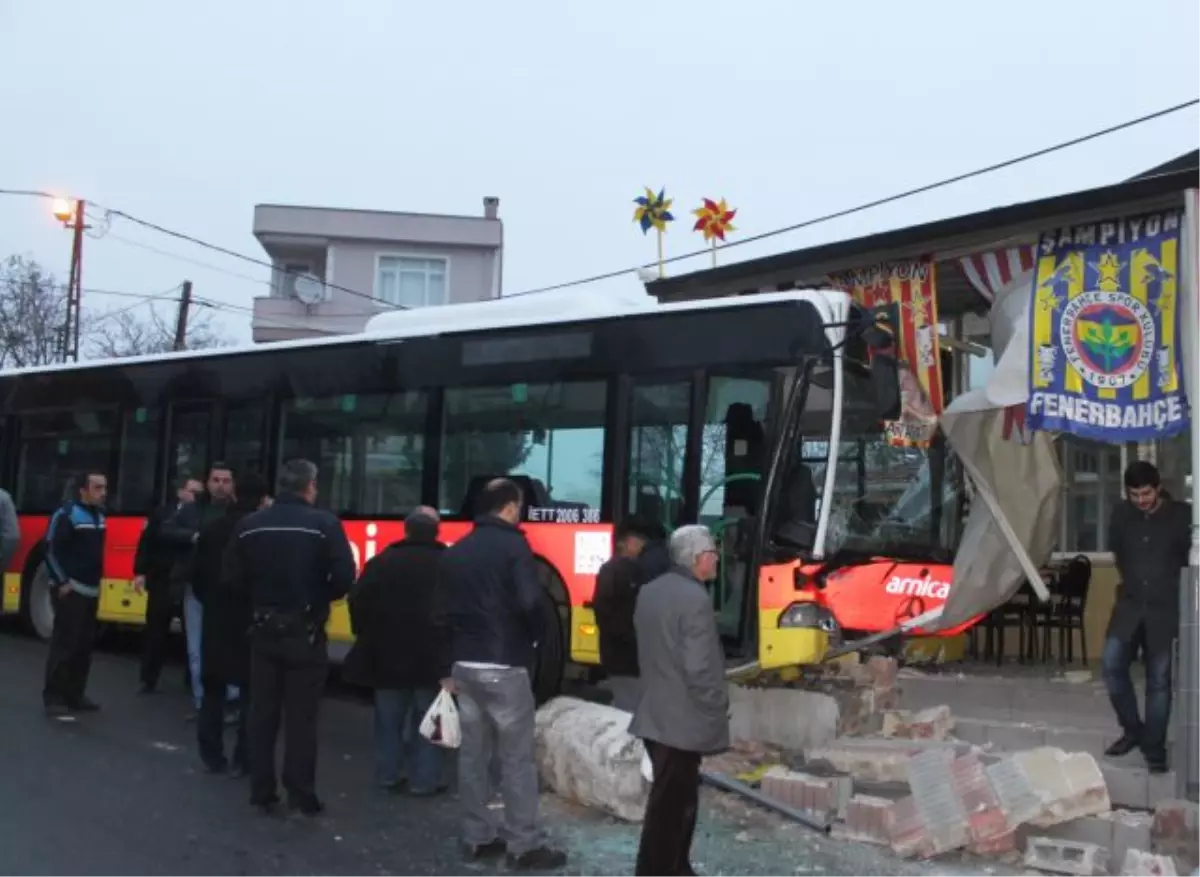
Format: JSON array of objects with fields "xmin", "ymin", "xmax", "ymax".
[
  {"xmin": 692, "ymin": 197, "xmax": 737, "ymax": 266},
  {"xmin": 692, "ymin": 198, "xmax": 737, "ymax": 242}
]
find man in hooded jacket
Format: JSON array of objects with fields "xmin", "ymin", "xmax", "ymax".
[{"xmin": 347, "ymin": 506, "xmax": 449, "ymax": 795}]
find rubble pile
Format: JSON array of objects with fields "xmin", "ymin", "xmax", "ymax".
[{"xmin": 748, "ymin": 699, "xmax": 1200, "ymax": 877}]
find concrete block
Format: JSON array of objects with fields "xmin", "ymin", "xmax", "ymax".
[
  {"xmin": 1148, "ymin": 771, "xmax": 1180, "ymax": 808},
  {"xmin": 1017, "ymin": 748, "xmax": 1111, "ymax": 826},
  {"xmin": 729, "ymin": 685, "xmax": 840, "ymax": 751},
  {"xmin": 1103, "ymin": 763, "xmax": 1151, "ymax": 810},
  {"xmin": 1024, "ymin": 836, "xmax": 1110, "ymax": 875},
  {"xmin": 1112, "ymin": 811, "xmax": 1155, "ymax": 871},
  {"xmin": 1016, "ymin": 815, "xmax": 1114, "ymax": 853},
  {"xmin": 760, "ymin": 767, "xmax": 851, "ymax": 821},
  {"xmin": 831, "ymin": 794, "xmax": 894, "ymax": 846},
  {"xmin": 1121, "ymin": 849, "xmax": 1179, "ymax": 876},
  {"xmin": 1044, "ymin": 726, "xmax": 1111, "ymax": 758}
]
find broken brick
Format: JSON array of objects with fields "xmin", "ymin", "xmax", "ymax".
[
  {"xmin": 1121, "ymin": 848, "xmax": 1179, "ymax": 876},
  {"xmin": 969, "ymin": 829, "xmax": 1017, "ymax": 856},
  {"xmin": 952, "ymin": 752, "xmax": 1009, "ymax": 843},
  {"xmin": 880, "ymin": 705, "xmax": 954, "ymax": 741},
  {"xmin": 759, "ymin": 766, "xmax": 850, "ymax": 820},
  {"xmin": 832, "ymin": 794, "xmax": 894, "ymax": 846},
  {"xmin": 889, "ymin": 795, "xmax": 935, "ymax": 859},
  {"xmin": 1152, "ymin": 800, "xmax": 1199, "ymax": 866},
  {"xmin": 1024, "ymin": 835, "xmax": 1110, "ymax": 876},
  {"xmin": 907, "ymin": 749, "xmax": 971, "ymax": 854}
]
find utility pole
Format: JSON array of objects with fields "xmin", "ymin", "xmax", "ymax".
[
  {"xmin": 54, "ymin": 198, "xmax": 86, "ymax": 362},
  {"xmin": 172, "ymin": 280, "xmax": 193, "ymax": 351}
]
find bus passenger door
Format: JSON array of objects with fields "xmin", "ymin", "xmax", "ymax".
[{"xmin": 698, "ymin": 373, "xmax": 777, "ymax": 643}]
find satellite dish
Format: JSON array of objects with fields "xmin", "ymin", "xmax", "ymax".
[{"xmin": 293, "ymin": 273, "xmax": 325, "ymax": 306}]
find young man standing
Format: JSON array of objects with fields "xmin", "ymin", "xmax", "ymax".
[
  {"xmin": 43, "ymin": 471, "xmax": 108, "ymax": 717},
  {"xmin": 1102, "ymin": 461, "xmax": 1191, "ymax": 773}
]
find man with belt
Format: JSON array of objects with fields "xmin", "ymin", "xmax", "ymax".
[
  {"xmin": 1102, "ymin": 461, "xmax": 1191, "ymax": 774},
  {"xmin": 225, "ymin": 459, "xmax": 355, "ymax": 815},
  {"xmin": 43, "ymin": 471, "xmax": 108, "ymax": 718}
]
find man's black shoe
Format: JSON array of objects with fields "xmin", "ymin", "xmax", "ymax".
[
  {"xmin": 288, "ymin": 795, "xmax": 325, "ymax": 817},
  {"xmin": 68, "ymin": 698, "xmax": 100, "ymax": 713},
  {"xmin": 464, "ymin": 839, "xmax": 507, "ymax": 861},
  {"xmin": 43, "ymin": 702, "xmax": 71, "ymax": 720},
  {"xmin": 1144, "ymin": 749, "xmax": 1170, "ymax": 774},
  {"xmin": 507, "ymin": 847, "xmax": 568, "ymax": 871},
  {"xmin": 1104, "ymin": 734, "xmax": 1139, "ymax": 757}
]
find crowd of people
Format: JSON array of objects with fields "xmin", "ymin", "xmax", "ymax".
[{"xmin": 32, "ymin": 455, "xmax": 738, "ymax": 874}]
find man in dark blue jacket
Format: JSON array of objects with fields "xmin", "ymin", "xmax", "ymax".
[
  {"xmin": 439, "ymin": 478, "xmax": 566, "ymax": 871},
  {"xmin": 225, "ymin": 459, "xmax": 355, "ymax": 816},
  {"xmin": 43, "ymin": 471, "xmax": 108, "ymax": 717}
]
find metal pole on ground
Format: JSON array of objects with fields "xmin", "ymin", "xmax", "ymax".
[{"xmin": 1177, "ymin": 189, "xmax": 1199, "ymax": 803}]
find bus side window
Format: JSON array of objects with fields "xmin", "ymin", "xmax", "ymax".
[
  {"xmin": 17, "ymin": 408, "xmax": 118, "ymax": 513},
  {"xmin": 627, "ymin": 382, "xmax": 690, "ymax": 531},
  {"xmin": 223, "ymin": 403, "xmax": 264, "ymax": 481},
  {"xmin": 114, "ymin": 407, "xmax": 161, "ymax": 513},
  {"xmin": 166, "ymin": 405, "xmax": 212, "ymax": 493},
  {"xmin": 438, "ymin": 381, "xmax": 606, "ymax": 520},
  {"xmin": 278, "ymin": 392, "xmax": 426, "ymax": 516}
]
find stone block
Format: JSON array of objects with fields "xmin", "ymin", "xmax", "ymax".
[
  {"xmin": 760, "ymin": 767, "xmax": 851, "ymax": 821},
  {"xmin": 1023, "ymin": 836, "xmax": 1110, "ymax": 875},
  {"xmin": 1014, "ymin": 748, "xmax": 1111, "ymax": 826},
  {"xmin": 1149, "ymin": 771, "xmax": 1180, "ymax": 808},
  {"xmin": 831, "ymin": 794, "xmax": 894, "ymax": 846},
  {"xmin": 1103, "ymin": 763, "xmax": 1151, "ymax": 810},
  {"xmin": 1121, "ymin": 849, "xmax": 1179, "ymax": 876}
]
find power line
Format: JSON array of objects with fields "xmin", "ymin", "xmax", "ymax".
[
  {"xmin": 104, "ymin": 232, "xmax": 274, "ymax": 287},
  {"xmin": 95, "ymin": 204, "xmax": 401, "ymax": 310},
  {"xmin": 502, "ymin": 97, "xmax": 1200, "ymax": 298}
]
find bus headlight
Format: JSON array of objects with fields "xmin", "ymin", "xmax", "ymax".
[{"xmin": 778, "ymin": 602, "xmax": 839, "ymax": 635}]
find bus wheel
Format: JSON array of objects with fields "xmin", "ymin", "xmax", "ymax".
[
  {"xmin": 24, "ymin": 565, "xmax": 55, "ymax": 642},
  {"xmin": 532, "ymin": 564, "xmax": 567, "ymax": 706}
]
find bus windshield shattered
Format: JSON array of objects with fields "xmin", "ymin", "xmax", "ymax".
[{"xmin": 771, "ymin": 357, "xmax": 963, "ymax": 567}]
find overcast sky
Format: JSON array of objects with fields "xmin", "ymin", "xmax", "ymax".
[{"xmin": 1, "ymin": 0, "xmax": 1197, "ymax": 344}]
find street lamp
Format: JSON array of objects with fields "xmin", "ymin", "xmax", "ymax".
[{"xmin": 53, "ymin": 197, "xmax": 86, "ymax": 362}]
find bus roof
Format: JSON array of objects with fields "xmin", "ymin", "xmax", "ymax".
[{"xmin": 1, "ymin": 287, "xmax": 847, "ymax": 380}]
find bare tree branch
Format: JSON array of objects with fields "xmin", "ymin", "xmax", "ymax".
[
  {"xmin": 0, "ymin": 255, "xmax": 68, "ymax": 368},
  {"xmin": 86, "ymin": 301, "xmax": 226, "ymax": 359}
]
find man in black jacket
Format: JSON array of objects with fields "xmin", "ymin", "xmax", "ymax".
[
  {"xmin": 159, "ymin": 463, "xmax": 236, "ymax": 716},
  {"xmin": 1102, "ymin": 461, "xmax": 1191, "ymax": 773},
  {"xmin": 348, "ymin": 506, "xmax": 448, "ymax": 795},
  {"xmin": 43, "ymin": 471, "xmax": 108, "ymax": 717},
  {"xmin": 225, "ymin": 459, "xmax": 355, "ymax": 815},
  {"xmin": 134, "ymin": 475, "xmax": 203, "ymax": 695},
  {"xmin": 593, "ymin": 517, "xmax": 652, "ymax": 712},
  {"xmin": 440, "ymin": 478, "xmax": 566, "ymax": 871},
  {"xmin": 196, "ymin": 473, "xmax": 272, "ymax": 776}
]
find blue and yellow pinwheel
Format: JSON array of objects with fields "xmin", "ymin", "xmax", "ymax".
[{"xmin": 633, "ymin": 187, "xmax": 675, "ymax": 235}]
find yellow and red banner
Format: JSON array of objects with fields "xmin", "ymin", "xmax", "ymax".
[{"xmin": 830, "ymin": 258, "xmax": 945, "ymax": 446}]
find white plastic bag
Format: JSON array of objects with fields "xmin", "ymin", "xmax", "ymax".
[{"xmin": 419, "ymin": 689, "xmax": 462, "ymax": 749}]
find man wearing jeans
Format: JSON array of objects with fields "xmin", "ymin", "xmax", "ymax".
[
  {"xmin": 439, "ymin": 478, "xmax": 566, "ymax": 871},
  {"xmin": 1102, "ymin": 461, "xmax": 1191, "ymax": 774}
]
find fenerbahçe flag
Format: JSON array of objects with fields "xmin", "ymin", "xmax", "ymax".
[
  {"xmin": 1027, "ymin": 208, "xmax": 1190, "ymax": 441},
  {"xmin": 831, "ymin": 258, "xmax": 945, "ymax": 447}
]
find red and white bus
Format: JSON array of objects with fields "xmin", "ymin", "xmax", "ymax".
[{"xmin": 0, "ymin": 289, "xmax": 968, "ymax": 699}]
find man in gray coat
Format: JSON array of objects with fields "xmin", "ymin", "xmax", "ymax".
[{"xmin": 629, "ymin": 525, "xmax": 729, "ymax": 877}]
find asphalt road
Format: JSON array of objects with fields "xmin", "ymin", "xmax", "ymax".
[{"xmin": 0, "ymin": 628, "xmax": 1015, "ymax": 876}]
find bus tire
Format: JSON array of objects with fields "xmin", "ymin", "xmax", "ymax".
[
  {"xmin": 23, "ymin": 562, "xmax": 55, "ymax": 642},
  {"xmin": 531, "ymin": 562, "xmax": 567, "ymax": 706}
]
